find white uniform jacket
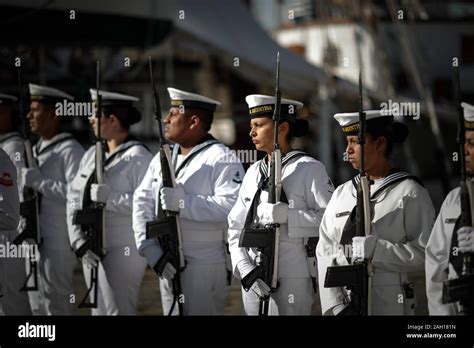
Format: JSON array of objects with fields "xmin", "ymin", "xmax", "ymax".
[
  {"xmin": 317, "ymin": 171, "xmax": 435, "ymax": 315},
  {"xmin": 133, "ymin": 137, "xmax": 245, "ymax": 265},
  {"xmin": 32, "ymin": 133, "xmax": 84, "ymax": 248},
  {"xmin": 0, "ymin": 149, "xmax": 20, "ymax": 296},
  {"xmin": 228, "ymin": 151, "xmax": 334, "ymax": 279},
  {"xmin": 0, "ymin": 148, "xmax": 19, "ymax": 234},
  {"xmin": 67, "ymin": 140, "xmax": 153, "ymax": 251},
  {"xmin": 0, "ymin": 132, "xmax": 25, "ymax": 198},
  {"xmin": 425, "ymin": 187, "xmax": 465, "ymax": 315}
]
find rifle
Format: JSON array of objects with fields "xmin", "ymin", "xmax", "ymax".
[
  {"xmin": 324, "ymin": 71, "xmax": 373, "ymax": 316},
  {"xmin": 72, "ymin": 60, "xmax": 106, "ymax": 308},
  {"xmin": 442, "ymin": 66, "xmax": 474, "ymax": 314},
  {"xmin": 239, "ymin": 52, "xmax": 282, "ymax": 316},
  {"xmin": 145, "ymin": 56, "xmax": 185, "ymax": 316},
  {"xmin": 13, "ymin": 64, "xmax": 40, "ymax": 292}
]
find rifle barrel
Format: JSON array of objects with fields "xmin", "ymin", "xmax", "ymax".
[{"xmin": 148, "ymin": 56, "xmax": 165, "ymax": 144}]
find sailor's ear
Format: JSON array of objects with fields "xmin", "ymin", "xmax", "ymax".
[
  {"xmin": 188, "ymin": 113, "xmax": 200, "ymax": 130},
  {"xmin": 278, "ymin": 121, "xmax": 289, "ymax": 134},
  {"xmin": 375, "ymin": 135, "xmax": 387, "ymax": 152}
]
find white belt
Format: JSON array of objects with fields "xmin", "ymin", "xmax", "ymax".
[
  {"xmin": 372, "ymin": 271, "xmax": 408, "ymax": 286},
  {"xmin": 181, "ymin": 228, "xmax": 225, "ymax": 242}
]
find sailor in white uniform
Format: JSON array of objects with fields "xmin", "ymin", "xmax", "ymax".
[
  {"xmin": 0, "ymin": 93, "xmax": 32, "ymax": 315},
  {"xmin": 133, "ymin": 88, "xmax": 245, "ymax": 315},
  {"xmin": 21, "ymin": 84, "xmax": 84, "ymax": 315},
  {"xmin": 67, "ymin": 89, "xmax": 152, "ymax": 315},
  {"xmin": 227, "ymin": 94, "xmax": 334, "ymax": 315},
  {"xmin": 0, "ymin": 149, "xmax": 20, "ymax": 315},
  {"xmin": 426, "ymin": 102, "xmax": 474, "ymax": 315},
  {"xmin": 317, "ymin": 110, "xmax": 435, "ymax": 315}
]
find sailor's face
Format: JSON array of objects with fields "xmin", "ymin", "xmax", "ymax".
[
  {"xmin": 464, "ymin": 131, "xmax": 474, "ymax": 174},
  {"xmin": 345, "ymin": 135, "xmax": 378, "ymax": 171},
  {"xmin": 249, "ymin": 117, "xmax": 274, "ymax": 153},
  {"xmin": 163, "ymin": 107, "xmax": 191, "ymax": 143},
  {"xmin": 89, "ymin": 112, "xmax": 109, "ymax": 139},
  {"xmin": 27, "ymin": 101, "xmax": 54, "ymax": 135}
]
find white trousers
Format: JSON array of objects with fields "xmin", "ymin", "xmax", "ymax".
[
  {"xmin": 2, "ymin": 255, "xmax": 32, "ymax": 315},
  {"xmin": 27, "ymin": 245, "xmax": 76, "ymax": 315},
  {"xmin": 0, "ymin": 231, "xmax": 32, "ymax": 315},
  {"xmin": 242, "ymin": 277, "xmax": 313, "ymax": 315},
  {"xmin": 160, "ymin": 262, "xmax": 230, "ymax": 315},
  {"xmin": 82, "ymin": 244, "xmax": 147, "ymax": 315}
]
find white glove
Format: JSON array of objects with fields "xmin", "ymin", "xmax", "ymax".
[
  {"xmin": 160, "ymin": 262, "xmax": 177, "ymax": 281},
  {"xmin": 21, "ymin": 167, "xmax": 43, "ymax": 189},
  {"xmin": 160, "ymin": 186, "xmax": 185, "ymax": 212},
  {"xmin": 257, "ymin": 202, "xmax": 289, "ymax": 225},
  {"xmin": 352, "ymin": 235, "xmax": 377, "ymax": 260},
  {"xmin": 237, "ymin": 260, "xmax": 270, "ymax": 298},
  {"xmin": 17, "ymin": 216, "xmax": 35, "ymax": 244},
  {"xmin": 457, "ymin": 226, "xmax": 474, "ymax": 253},
  {"xmin": 142, "ymin": 244, "xmax": 177, "ymax": 281},
  {"xmin": 82, "ymin": 249, "xmax": 100, "ymax": 268},
  {"xmin": 90, "ymin": 183, "xmax": 111, "ymax": 203},
  {"xmin": 250, "ymin": 279, "xmax": 271, "ymax": 298}
]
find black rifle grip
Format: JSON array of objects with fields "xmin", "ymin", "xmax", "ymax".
[
  {"xmin": 153, "ymin": 250, "xmax": 173, "ymax": 276},
  {"xmin": 241, "ymin": 265, "xmax": 263, "ymax": 292},
  {"xmin": 75, "ymin": 239, "xmax": 92, "ymax": 259}
]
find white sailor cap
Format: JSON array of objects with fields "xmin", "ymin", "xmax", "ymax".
[
  {"xmin": 90, "ymin": 89, "xmax": 142, "ymax": 125},
  {"xmin": 462, "ymin": 102, "xmax": 474, "ymax": 130},
  {"xmin": 334, "ymin": 110, "xmax": 389, "ymax": 134},
  {"xmin": 334, "ymin": 109, "xmax": 408, "ymax": 142},
  {"xmin": 0, "ymin": 93, "xmax": 17, "ymax": 105},
  {"xmin": 245, "ymin": 94, "xmax": 303, "ymax": 121},
  {"xmin": 29, "ymin": 83, "xmax": 74, "ymax": 104},
  {"xmin": 90, "ymin": 89, "xmax": 139, "ymax": 107},
  {"xmin": 167, "ymin": 87, "xmax": 221, "ymax": 112}
]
